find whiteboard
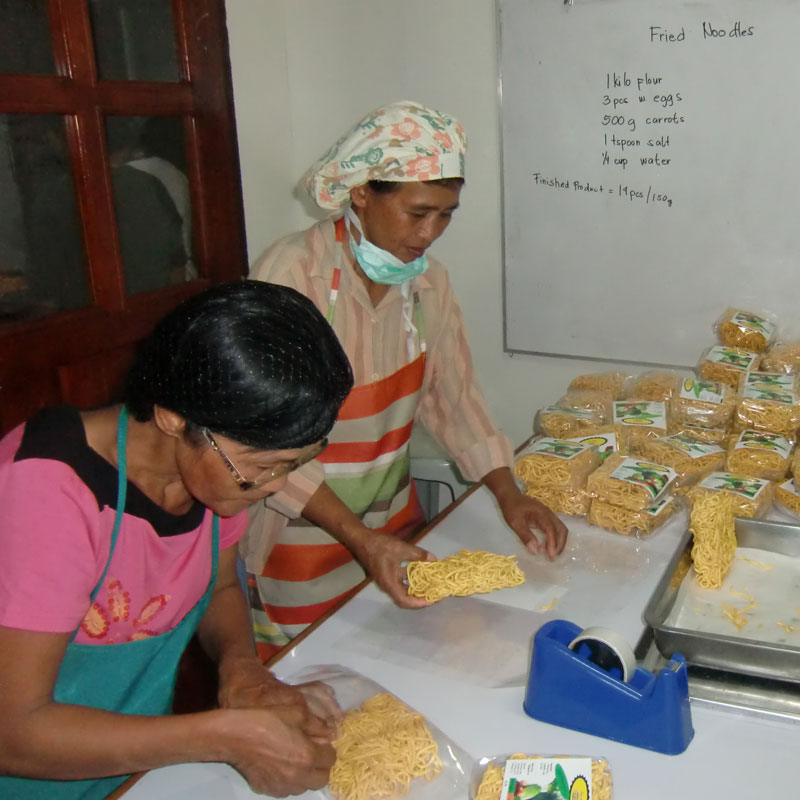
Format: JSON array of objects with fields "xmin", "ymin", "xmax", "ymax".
[{"xmin": 499, "ymin": 0, "xmax": 800, "ymax": 368}]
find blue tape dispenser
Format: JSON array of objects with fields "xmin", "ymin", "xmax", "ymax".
[{"xmin": 523, "ymin": 619, "xmax": 694, "ymax": 755}]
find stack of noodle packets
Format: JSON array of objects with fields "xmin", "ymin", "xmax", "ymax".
[
  {"xmin": 639, "ymin": 434, "xmax": 725, "ymax": 495},
  {"xmin": 734, "ymin": 371, "xmax": 800, "ymax": 438},
  {"xmin": 669, "ymin": 377, "xmax": 736, "ymax": 431},
  {"xmin": 471, "ymin": 753, "xmax": 612, "ymax": 800},
  {"xmin": 687, "ymin": 471, "xmax": 775, "ymax": 519},
  {"xmin": 612, "ymin": 400, "xmax": 668, "ymax": 453},
  {"xmin": 536, "ymin": 404, "xmax": 608, "ymax": 440},
  {"xmin": 715, "ymin": 308, "xmax": 777, "ymax": 353},
  {"xmin": 514, "ymin": 438, "xmax": 599, "ymax": 516},
  {"xmin": 697, "ymin": 344, "xmax": 760, "ymax": 389},
  {"xmin": 624, "ymin": 370, "xmax": 682, "ymax": 402},
  {"xmin": 760, "ymin": 340, "xmax": 800, "ymax": 375},
  {"xmin": 725, "ymin": 429, "xmax": 794, "ymax": 482},
  {"xmin": 568, "ymin": 371, "xmax": 631, "ymax": 400},
  {"xmin": 586, "ymin": 452, "xmax": 680, "ymax": 536}
]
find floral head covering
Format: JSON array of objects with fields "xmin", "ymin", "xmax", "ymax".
[{"xmin": 304, "ymin": 100, "xmax": 467, "ymax": 211}]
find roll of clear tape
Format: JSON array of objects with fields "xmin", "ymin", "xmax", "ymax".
[{"xmin": 568, "ymin": 626, "xmax": 637, "ymax": 683}]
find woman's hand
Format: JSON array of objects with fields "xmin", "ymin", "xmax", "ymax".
[
  {"xmin": 215, "ymin": 705, "xmax": 336, "ymax": 797},
  {"xmin": 484, "ymin": 467, "xmax": 568, "ymax": 559}
]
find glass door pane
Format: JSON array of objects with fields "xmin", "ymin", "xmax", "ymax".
[
  {"xmin": 0, "ymin": 0, "xmax": 54, "ymax": 75},
  {"xmin": 0, "ymin": 115, "xmax": 89, "ymax": 321},
  {"xmin": 89, "ymin": 0, "xmax": 180, "ymax": 82}
]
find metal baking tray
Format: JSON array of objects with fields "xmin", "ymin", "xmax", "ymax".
[{"xmin": 643, "ymin": 517, "xmax": 800, "ymax": 683}]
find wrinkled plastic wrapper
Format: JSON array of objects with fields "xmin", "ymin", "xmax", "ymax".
[
  {"xmin": 611, "ymin": 400, "xmax": 668, "ymax": 454},
  {"xmin": 625, "ymin": 370, "xmax": 683, "ymax": 402},
  {"xmin": 284, "ymin": 665, "xmax": 472, "ymax": 800},
  {"xmin": 514, "ymin": 438, "xmax": 600, "ymax": 489},
  {"xmin": 760, "ymin": 341, "xmax": 800, "ymax": 375},
  {"xmin": 667, "ymin": 421, "xmax": 729, "ymax": 446},
  {"xmin": 536, "ymin": 405, "xmax": 608, "ymax": 439},
  {"xmin": 687, "ymin": 471, "xmax": 775, "ymax": 519},
  {"xmin": 697, "ymin": 344, "xmax": 759, "ymax": 389},
  {"xmin": 725, "ymin": 429, "xmax": 793, "ymax": 482},
  {"xmin": 588, "ymin": 494, "xmax": 681, "ymax": 537},
  {"xmin": 638, "ymin": 435, "xmax": 725, "ymax": 492},
  {"xmin": 715, "ymin": 307, "xmax": 777, "ymax": 353},
  {"xmin": 558, "ymin": 388, "xmax": 614, "ymax": 421},
  {"xmin": 586, "ymin": 452, "xmax": 678, "ymax": 512},
  {"xmin": 734, "ymin": 374, "xmax": 800, "ymax": 438},
  {"xmin": 670, "ymin": 377, "xmax": 736, "ymax": 430},
  {"xmin": 567, "ymin": 371, "xmax": 631, "ymax": 400},
  {"xmin": 524, "ymin": 483, "xmax": 592, "ymax": 516},
  {"xmin": 775, "ymin": 479, "xmax": 800, "ymax": 520},
  {"xmin": 470, "ymin": 753, "xmax": 613, "ymax": 800}
]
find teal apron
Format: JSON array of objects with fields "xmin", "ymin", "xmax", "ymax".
[{"xmin": 0, "ymin": 406, "xmax": 219, "ymax": 799}]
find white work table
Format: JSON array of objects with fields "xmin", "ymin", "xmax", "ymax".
[{"xmin": 124, "ymin": 484, "xmax": 799, "ymax": 798}]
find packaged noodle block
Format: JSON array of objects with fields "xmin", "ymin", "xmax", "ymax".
[
  {"xmin": 775, "ymin": 478, "xmax": 800, "ymax": 519},
  {"xmin": 514, "ymin": 438, "xmax": 600, "ymax": 489},
  {"xmin": 567, "ymin": 371, "xmax": 630, "ymax": 400},
  {"xmin": 715, "ymin": 307, "xmax": 777, "ymax": 353},
  {"xmin": 667, "ymin": 421, "xmax": 729, "ymax": 446},
  {"xmin": 687, "ymin": 471, "xmax": 775, "ymax": 519},
  {"xmin": 524, "ymin": 483, "xmax": 592, "ymax": 516},
  {"xmin": 639, "ymin": 434, "xmax": 725, "ymax": 490},
  {"xmin": 586, "ymin": 452, "xmax": 678, "ymax": 512},
  {"xmin": 536, "ymin": 404, "xmax": 607, "ymax": 439},
  {"xmin": 625, "ymin": 370, "xmax": 683, "ymax": 402},
  {"xmin": 697, "ymin": 345, "xmax": 760, "ymax": 390},
  {"xmin": 588, "ymin": 493, "xmax": 679, "ymax": 537},
  {"xmin": 612, "ymin": 400, "xmax": 668, "ymax": 453},
  {"xmin": 725, "ymin": 429, "xmax": 793, "ymax": 482},
  {"xmin": 734, "ymin": 372, "xmax": 800, "ymax": 438},
  {"xmin": 760, "ymin": 340, "xmax": 800, "ymax": 375},
  {"xmin": 670, "ymin": 376, "xmax": 736, "ymax": 429},
  {"xmin": 557, "ymin": 388, "xmax": 614, "ymax": 421},
  {"xmin": 794, "ymin": 448, "xmax": 800, "ymax": 485},
  {"xmin": 567, "ymin": 427, "xmax": 621, "ymax": 462},
  {"xmin": 471, "ymin": 753, "xmax": 612, "ymax": 800}
]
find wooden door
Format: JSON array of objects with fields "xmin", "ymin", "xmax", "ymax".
[{"xmin": 0, "ymin": 0, "xmax": 248, "ymax": 434}]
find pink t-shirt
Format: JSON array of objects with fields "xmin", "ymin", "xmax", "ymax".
[{"xmin": 0, "ymin": 406, "xmax": 247, "ymax": 644}]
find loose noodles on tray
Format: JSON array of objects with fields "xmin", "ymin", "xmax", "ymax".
[
  {"xmin": 329, "ymin": 692, "xmax": 443, "ymax": 800},
  {"xmin": 406, "ymin": 550, "xmax": 525, "ymax": 602}
]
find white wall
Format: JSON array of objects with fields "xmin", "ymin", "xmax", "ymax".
[{"xmin": 225, "ymin": 0, "xmax": 635, "ymax": 447}]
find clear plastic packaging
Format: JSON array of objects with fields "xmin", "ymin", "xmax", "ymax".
[
  {"xmin": 760, "ymin": 341, "xmax": 800, "ymax": 375},
  {"xmin": 715, "ymin": 307, "xmax": 777, "ymax": 353},
  {"xmin": 775, "ymin": 478, "xmax": 800, "ymax": 519},
  {"xmin": 285, "ymin": 665, "xmax": 471, "ymax": 800},
  {"xmin": 734, "ymin": 372, "xmax": 800, "ymax": 438},
  {"xmin": 586, "ymin": 452, "xmax": 678, "ymax": 512},
  {"xmin": 558, "ymin": 388, "xmax": 614, "ymax": 421},
  {"xmin": 667, "ymin": 421, "xmax": 729, "ymax": 446},
  {"xmin": 514, "ymin": 438, "xmax": 600, "ymax": 489},
  {"xmin": 612, "ymin": 400, "xmax": 668, "ymax": 453},
  {"xmin": 638, "ymin": 434, "xmax": 725, "ymax": 491},
  {"xmin": 697, "ymin": 344, "xmax": 760, "ymax": 389},
  {"xmin": 725, "ymin": 429, "xmax": 793, "ymax": 482},
  {"xmin": 536, "ymin": 404, "xmax": 607, "ymax": 439},
  {"xmin": 470, "ymin": 753, "xmax": 613, "ymax": 800},
  {"xmin": 670, "ymin": 376, "xmax": 736, "ymax": 429},
  {"xmin": 624, "ymin": 370, "xmax": 683, "ymax": 402},
  {"xmin": 567, "ymin": 371, "xmax": 631, "ymax": 399},
  {"xmin": 588, "ymin": 494, "xmax": 680, "ymax": 537},
  {"xmin": 687, "ymin": 471, "xmax": 775, "ymax": 518},
  {"xmin": 794, "ymin": 448, "xmax": 800, "ymax": 485},
  {"xmin": 523, "ymin": 483, "xmax": 592, "ymax": 516}
]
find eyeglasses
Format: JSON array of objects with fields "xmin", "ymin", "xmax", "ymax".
[{"xmin": 200, "ymin": 429, "xmax": 328, "ymax": 492}]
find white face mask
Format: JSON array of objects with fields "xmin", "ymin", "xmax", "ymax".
[{"xmin": 345, "ymin": 208, "xmax": 428, "ymax": 285}]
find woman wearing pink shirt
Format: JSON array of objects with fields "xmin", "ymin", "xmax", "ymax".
[{"xmin": 0, "ymin": 281, "xmax": 353, "ymax": 799}]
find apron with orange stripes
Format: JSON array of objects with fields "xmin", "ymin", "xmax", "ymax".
[{"xmin": 251, "ymin": 218, "xmax": 427, "ymax": 659}]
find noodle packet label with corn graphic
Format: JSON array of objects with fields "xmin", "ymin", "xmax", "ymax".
[
  {"xmin": 608, "ymin": 458, "xmax": 677, "ymax": 502},
  {"xmin": 521, "ymin": 437, "xmax": 592, "ymax": 460},
  {"xmin": 679, "ymin": 377, "xmax": 728, "ymax": 405},
  {"xmin": 612, "ymin": 400, "xmax": 667, "ymax": 429},
  {"xmin": 742, "ymin": 370, "xmax": 796, "ymax": 391},
  {"xmin": 698, "ymin": 471, "xmax": 770, "ymax": 500},
  {"xmin": 500, "ymin": 757, "xmax": 593, "ymax": 800},
  {"xmin": 716, "ymin": 309, "xmax": 777, "ymax": 352},
  {"xmin": 733, "ymin": 429, "xmax": 793, "ymax": 459},
  {"xmin": 698, "ymin": 345, "xmax": 760, "ymax": 389},
  {"xmin": 568, "ymin": 431, "xmax": 618, "ymax": 461}
]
